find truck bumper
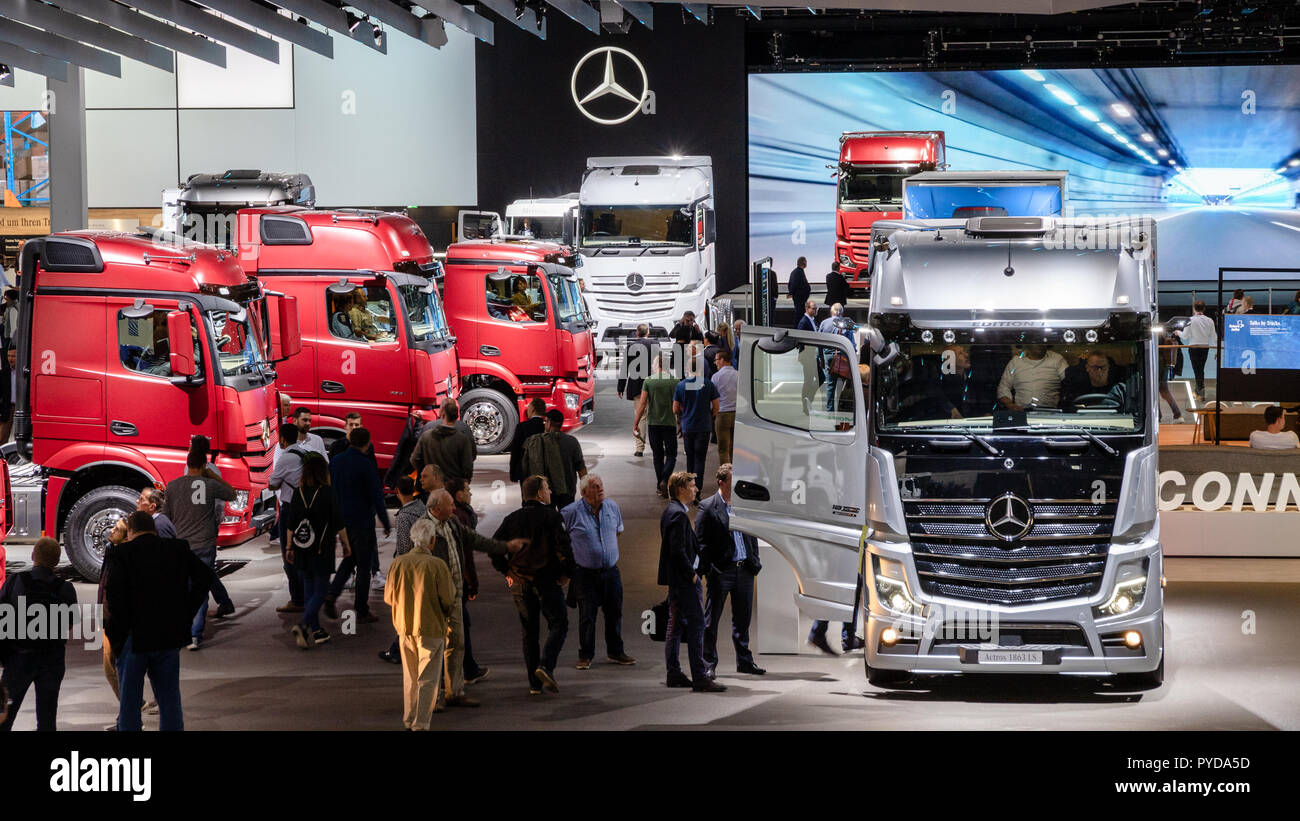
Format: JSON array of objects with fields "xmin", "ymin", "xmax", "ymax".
[{"xmin": 865, "ymin": 540, "xmax": 1164, "ymax": 676}]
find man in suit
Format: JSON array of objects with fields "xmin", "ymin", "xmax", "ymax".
[
  {"xmin": 324, "ymin": 427, "xmax": 391, "ymax": 623},
  {"xmin": 788, "ymin": 257, "xmax": 810, "ymax": 321},
  {"xmin": 104, "ymin": 511, "xmax": 215, "ymax": 731},
  {"xmin": 617, "ymin": 324, "xmax": 656, "ymax": 457},
  {"xmin": 658, "ymin": 471, "xmax": 726, "ymax": 693},
  {"xmin": 825, "ymin": 261, "xmax": 850, "ymax": 308},
  {"xmin": 696, "ymin": 464, "xmax": 765, "ymax": 678},
  {"xmin": 796, "ymin": 299, "xmax": 818, "ymax": 333}
]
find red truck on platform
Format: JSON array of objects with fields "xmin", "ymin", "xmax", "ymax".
[
  {"xmin": 440, "ymin": 239, "xmax": 595, "ymax": 453},
  {"xmin": 233, "ymin": 207, "xmax": 460, "ymax": 468},
  {"xmin": 11, "ymin": 231, "xmax": 298, "ymax": 579},
  {"xmin": 835, "ymin": 130, "xmax": 946, "ymax": 289}
]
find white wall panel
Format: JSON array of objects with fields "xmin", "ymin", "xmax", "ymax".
[
  {"xmin": 292, "ymin": 29, "xmax": 476, "ymax": 206},
  {"xmin": 86, "ymin": 109, "xmax": 178, "ymax": 207},
  {"xmin": 178, "ymin": 108, "xmax": 297, "ymax": 181},
  {"xmin": 0, "ymin": 69, "xmax": 52, "ymax": 111},
  {"xmin": 86, "ymin": 57, "xmax": 176, "ymax": 109},
  {"xmin": 177, "ymin": 38, "xmax": 292, "ymax": 109}
]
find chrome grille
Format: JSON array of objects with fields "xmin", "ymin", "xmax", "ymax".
[
  {"xmin": 847, "ymin": 228, "xmax": 873, "ymax": 263},
  {"xmin": 585, "ymin": 270, "xmax": 681, "ymax": 319},
  {"xmin": 903, "ymin": 497, "xmax": 1115, "ymax": 605}
]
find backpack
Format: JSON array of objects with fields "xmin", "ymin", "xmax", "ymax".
[
  {"xmin": 290, "ymin": 487, "xmax": 327, "ymax": 555},
  {"xmin": 11, "ymin": 572, "xmax": 73, "ymax": 652}
]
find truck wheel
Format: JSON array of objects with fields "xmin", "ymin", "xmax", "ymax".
[
  {"xmin": 865, "ymin": 659, "xmax": 910, "ymax": 688},
  {"xmin": 63, "ymin": 484, "xmax": 139, "ymax": 581},
  {"xmin": 460, "ymin": 388, "xmax": 518, "ymax": 455}
]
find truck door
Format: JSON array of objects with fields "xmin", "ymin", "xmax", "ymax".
[
  {"xmin": 269, "ymin": 277, "xmax": 317, "ymax": 404},
  {"xmin": 316, "ymin": 278, "xmax": 412, "ymax": 464},
  {"xmin": 731, "ymin": 325, "xmax": 869, "ymax": 622},
  {"xmin": 482, "ymin": 266, "xmax": 559, "ymax": 380},
  {"xmin": 105, "ymin": 297, "xmax": 217, "ymax": 460}
]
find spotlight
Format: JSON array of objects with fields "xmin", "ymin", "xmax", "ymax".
[
  {"xmin": 0, "ymin": 63, "xmax": 11, "ymax": 82},
  {"xmin": 346, "ymin": 12, "xmax": 363, "ymax": 32},
  {"xmin": 515, "ymin": 0, "xmax": 526, "ymax": 19}
]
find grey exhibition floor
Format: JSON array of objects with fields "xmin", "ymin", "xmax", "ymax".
[{"xmin": 6, "ymin": 376, "xmax": 1299, "ymax": 731}]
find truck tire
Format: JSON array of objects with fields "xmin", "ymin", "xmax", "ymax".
[
  {"xmin": 63, "ymin": 484, "xmax": 139, "ymax": 581},
  {"xmin": 865, "ymin": 658, "xmax": 910, "ymax": 688},
  {"xmin": 460, "ymin": 388, "xmax": 518, "ymax": 455}
]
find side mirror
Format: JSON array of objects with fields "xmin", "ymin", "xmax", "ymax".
[
  {"xmin": 705, "ymin": 207, "xmax": 717, "ymax": 245},
  {"xmin": 864, "ymin": 326, "xmax": 886, "ymax": 354},
  {"xmin": 270, "ymin": 293, "xmax": 301, "ymax": 360},
  {"xmin": 873, "ymin": 341, "xmax": 900, "ymax": 368},
  {"xmin": 167, "ymin": 310, "xmax": 197, "ymax": 377}
]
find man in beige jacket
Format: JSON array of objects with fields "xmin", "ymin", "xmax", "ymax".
[{"xmin": 385, "ymin": 518, "xmax": 454, "ymax": 731}]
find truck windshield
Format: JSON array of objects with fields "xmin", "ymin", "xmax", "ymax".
[
  {"xmin": 840, "ymin": 169, "xmax": 910, "ymax": 208},
  {"xmin": 207, "ymin": 306, "xmax": 271, "ymax": 389},
  {"xmin": 580, "ymin": 205, "xmax": 692, "ymax": 247},
  {"xmin": 397, "ymin": 283, "xmax": 453, "ymax": 344},
  {"xmin": 874, "ymin": 339, "xmax": 1146, "ymax": 433},
  {"xmin": 549, "ymin": 274, "xmax": 586, "ymax": 325},
  {"xmin": 511, "ymin": 216, "xmax": 567, "ymax": 242}
]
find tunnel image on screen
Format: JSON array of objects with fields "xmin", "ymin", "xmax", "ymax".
[{"xmin": 749, "ymin": 65, "xmax": 1300, "ymax": 289}]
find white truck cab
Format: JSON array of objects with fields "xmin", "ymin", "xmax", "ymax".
[
  {"xmin": 732, "ymin": 215, "xmax": 1164, "ymax": 689},
  {"xmin": 505, "ymin": 195, "xmax": 579, "ymax": 244},
  {"xmin": 576, "ymin": 156, "xmax": 717, "ymax": 352}
]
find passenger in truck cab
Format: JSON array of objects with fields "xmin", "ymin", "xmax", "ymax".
[
  {"xmin": 996, "ymin": 344, "xmax": 1067, "ymax": 411},
  {"xmin": 347, "ymin": 289, "xmax": 390, "ymax": 342}
]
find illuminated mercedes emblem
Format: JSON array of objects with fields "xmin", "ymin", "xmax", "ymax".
[
  {"xmin": 571, "ymin": 46, "xmax": 649, "ymax": 126},
  {"xmin": 985, "ymin": 492, "xmax": 1033, "ymax": 542},
  {"xmin": 625, "ymin": 272, "xmax": 645, "ymax": 291}
]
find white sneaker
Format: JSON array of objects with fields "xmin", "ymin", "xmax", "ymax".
[{"xmin": 370, "ymin": 573, "xmax": 386, "ymax": 591}]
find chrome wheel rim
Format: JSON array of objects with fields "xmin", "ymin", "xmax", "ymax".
[{"xmin": 464, "ymin": 400, "xmax": 506, "ymax": 447}]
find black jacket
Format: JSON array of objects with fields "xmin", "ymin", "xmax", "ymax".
[
  {"xmin": 669, "ymin": 322, "xmax": 704, "ymax": 345},
  {"xmin": 694, "ymin": 492, "xmax": 760, "ymax": 575},
  {"xmin": 618, "ymin": 337, "xmax": 658, "ymax": 400},
  {"xmin": 657, "ymin": 500, "xmax": 703, "ymax": 588},
  {"xmin": 492, "ymin": 500, "xmax": 574, "ymax": 583},
  {"xmin": 509, "ymin": 415, "xmax": 546, "ymax": 482},
  {"xmin": 825, "ymin": 270, "xmax": 850, "ymax": 308},
  {"xmin": 788, "ymin": 266, "xmax": 810, "ymax": 308},
  {"xmin": 103, "ymin": 534, "xmax": 215, "ymax": 654}
]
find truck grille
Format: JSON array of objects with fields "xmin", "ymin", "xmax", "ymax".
[
  {"xmin": 585, "ymin": 270, "xmax": 681, "ymax": 320},
  {"xmin": 904, "ymin": 498, "xmax": 1114, "ymax": 606},
  {"xmin": 847, "ymin": 228, "xmax": 874, "ymax": 264}
]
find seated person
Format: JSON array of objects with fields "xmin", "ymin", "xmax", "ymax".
[
  {"xmin": 1061, "ymin": 350, "xmax": 1126, "ymax": 408},
  {"xmin": 1249, "ymin": 405, "xmax": 1299, "ymax": 450},
  {"xmin": 510, "ymin": 279, "xmax": 540, "ymax": 318},
  {"xmin": 347, "ymin": 290, "xmax": 391, "ymax": 342},
  {"xmin": 996, "ymin": 344, "xmax": 1067, "ymax": 411}
]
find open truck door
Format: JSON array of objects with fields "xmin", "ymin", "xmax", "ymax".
[
  {"xmin": 730, "ymin": 324, "xmax": 870, "ymax": 622},
  {"xmin": 457, "ymin": 210, "xmax": 501, "ymax": 242}
]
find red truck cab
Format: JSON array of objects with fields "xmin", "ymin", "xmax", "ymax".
[
  {"xmin": 234, "ymin": 207, "xmax": 459, "ymax": 469},
  {"xmin": 835, "ymin": 131, "xmax": 945, "ymax": 289},
  {"xmin": 441, "ymin": 239, "xmax": 595, "ymax": 453},
  {"xmin": 13, "ymin": 231, "xmax": 297, "ymax": 579}
]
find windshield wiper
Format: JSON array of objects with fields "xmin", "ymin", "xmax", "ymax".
[
  {"xmin": 950, "ymin": 429, "xmax": 1001, "ymax": 456},
  {"xmin": 995, "ymin": 425, "xmax": 1119, "ymax": 457}
]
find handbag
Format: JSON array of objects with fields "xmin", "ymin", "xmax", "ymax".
[{"xmin": 830, "ymin": 351, "xmax": 853, "ymax": 380}]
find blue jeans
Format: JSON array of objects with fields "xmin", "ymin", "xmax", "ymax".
[
  {"xmin": 116, "ymin": 636, "xmax": 183, "ymax": 731},
  {"xmin": 300, "ymin": 571, "xmax": 330, "ymax": 632},
  {"xmin": 682, "ymin": 431, "xmax": 710, "ymax": 498},
  {"xmin": 192, "ymin": 548, "xmax": 232, "ymax": 639},
  {"xmin": 665, "ymin": 580, "xmax": 707, "ymax": 681},
  {"xmin": 574, "ymin": 565, "xmax": 625, "ymax": 660},
  {"xmin": 280, "ymin": 506, "xmax": 303, "ymax": 605}
]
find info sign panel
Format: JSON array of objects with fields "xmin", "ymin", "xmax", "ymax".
[{"xmin": 1221, "ymin": 314, "xmax": 1300, "ymax": 402}]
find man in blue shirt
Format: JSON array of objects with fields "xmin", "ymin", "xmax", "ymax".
[
  {"xmin": 673, "ymin": 348, "xmax": 720, "ymax": 504},
  {"xmin": 695, "ymin": 464, "xmax": 765, "ymax": 678},
  {"xmin": 325, "ymin": 427, "xmax": 392, "ymax": 623},
  {"xmin": 561, "ymin": 475, "xmax": 636, "ymax": 670},
  {"xmin": 817, "ymin": 303, "xmax": 857, "ymax": 414}
]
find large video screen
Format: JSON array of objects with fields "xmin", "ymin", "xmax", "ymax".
[
  {"xmin": 748, "ymin": 66, "xmax": 1300, "ymax": 286},
  {"xmin": 1222, "ymin": 313, "xmax": 1300, "ymax": 401}
]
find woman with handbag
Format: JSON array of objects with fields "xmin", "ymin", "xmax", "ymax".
[{"xmin": 288, "ymin": 454, "xmax": 351, "ymax": 649}]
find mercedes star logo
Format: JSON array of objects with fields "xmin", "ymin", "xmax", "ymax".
[
  {"xmin": 571, "ymin": 46, "xmax": 649, "ymax": 126},
  {"xmin": 625, "ymin": 272, "xmax": 645, "ymax": 292},
  {"xmin": 984, "ymin": 492, "xmax": 1033, "ymax": 542}
]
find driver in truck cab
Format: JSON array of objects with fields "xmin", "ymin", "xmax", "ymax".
[
  {"xmin": 1060, "ymin": 350, "xmax": 1126, "ymax": 408},
  {"xmin": 348, "ymin": 290, "xmax": 387, "ymax": 342}
]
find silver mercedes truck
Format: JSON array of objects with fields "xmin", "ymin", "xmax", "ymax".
[{"xmin": 732, "ymin": 215, "xmax": 1164, "ymax": 688}]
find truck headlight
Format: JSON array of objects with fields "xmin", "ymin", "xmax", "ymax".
[
  {"xmin": 564, "ymin": 392, "xmax": 580, "ymax": 410},
  {"xmin": 838, "ymin": 252, "xmax": 851, "ymax": 265},
  {"xmin": 1094, "ymin": 560, "xmax": 1149, "ymax": 618},
  {"xmin": 874, "ymin": 556, "xmax": 919, "ymax": 615},
  {"xmin": 227, "ymin": 490, "xmax": 249, "ymax": 513}
]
